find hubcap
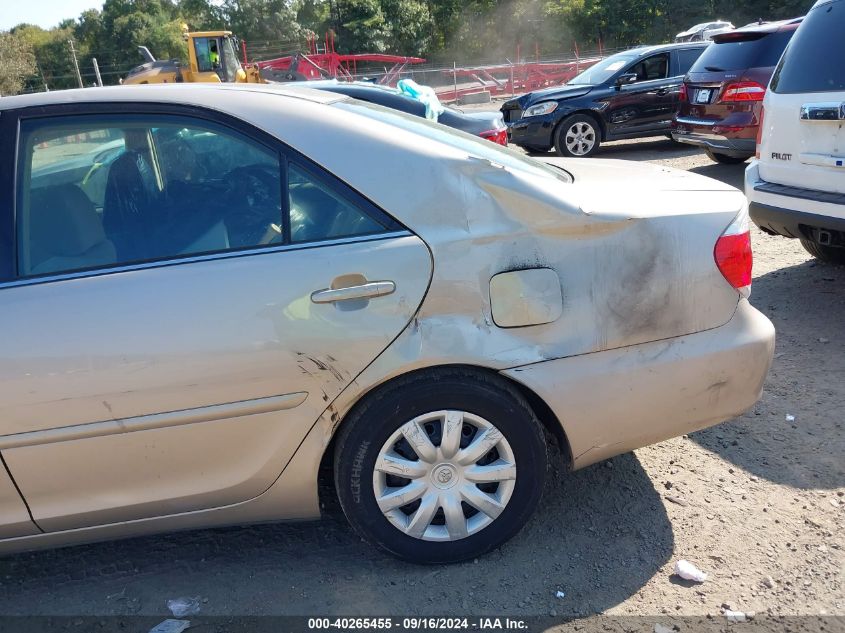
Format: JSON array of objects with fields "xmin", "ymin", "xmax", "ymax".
[
  {"xmin": 565, "ymin": 122, "xmax": 596, "ymax": 156},
  {"xmin": 372, "ymin": 410, "xmax": 517, "ymax": 542}
]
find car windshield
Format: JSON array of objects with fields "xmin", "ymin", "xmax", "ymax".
[
  {"xmin": 333, "ymin": 100, "xmax": 572, "ymax": 184},
  {"xmin": 567, "ymin": 53, "xmax": 638, "ymax": 85}
]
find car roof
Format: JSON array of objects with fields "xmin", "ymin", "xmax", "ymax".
[
  {"xmin": 716, "ymin": 17, "xmax": 804, "ymax": 38},
  {"xmin": 0, "ymin": 82, "xmax": 344, "ymax": 111},
  {"xmin": 625, "ymin": 41, "xmax": 710, "ymax": 57},
  {"xmin": 689, "ymin": 21, "xmax": 732, "ymax": 30}
]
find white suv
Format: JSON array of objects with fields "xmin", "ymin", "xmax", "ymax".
[{"xmin": 745, "ymin": 0, "xmax": 845, "ymax": 264}]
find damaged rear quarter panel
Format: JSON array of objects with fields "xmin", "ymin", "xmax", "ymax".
[{"xmin": 250, "ymin": 96, "xmax": 744, "ymax": 424}]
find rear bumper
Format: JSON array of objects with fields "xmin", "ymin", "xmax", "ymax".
[
  {"xmin": 502, "ymin": 299, "xmax": 774, "ymax": 470},
  {"xmin": 745, "ymin": 161, "xmax": 845, "ymax": 238},
  {"xmin": 672, "ymin": 115, "xmax": 757, "ymax": 157}
]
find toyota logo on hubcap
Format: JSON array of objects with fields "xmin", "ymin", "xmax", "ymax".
[{"xmin": 431, "ymin": 464, "xmax": 458, "ymax": 490}]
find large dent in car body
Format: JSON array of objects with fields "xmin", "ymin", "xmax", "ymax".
[{"xmin": 222, "ymin": 91, "xmax": 743, "ymax": 376}]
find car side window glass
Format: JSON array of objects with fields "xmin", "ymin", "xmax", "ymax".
[
  {"xmin": 628, "ymin": 53, "xmax": 670, "ymax": 82},
  {"xmin": 16, "ymin": 115, "xmax": 282, "ymax": 278},
  {"xmin": 288, "ymin": 163, "xmax": 389, "ymax": 243},
  {"xmin": 676, "ymin": 48, "xmax": 704, "ymax": 75},
  {"xmin": 194, "ymin": 38, "xmax": 213, "ymax": 72}
]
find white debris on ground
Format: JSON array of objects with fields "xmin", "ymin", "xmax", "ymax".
[
  {"xmin": 673, "ymin": 560, "xmax": 708, "ymax": 583},
  {"xmin": 166, "ymin": 597, "xmax": 201, "ymax": 617}
]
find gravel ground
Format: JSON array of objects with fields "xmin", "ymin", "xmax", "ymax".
[{"xmin": 0, "ymin": 122, "xmax": 843, "ymax": 627}]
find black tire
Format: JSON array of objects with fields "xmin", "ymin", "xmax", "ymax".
[
  {"xmin": 800, "ymin": 239, "xmax": 845, "ymax": 265},
  {"xmin": 554, "ymin": 114, "xmax": 601, "ymax": 158},
  {"xmin": 334, "ymin": 367, "xmax": 547, "ymax": 564},
  {"xmin": 705, "ymin": 148, "xmax": 750, "ymax": 164}
]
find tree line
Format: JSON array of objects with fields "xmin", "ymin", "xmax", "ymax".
[{"xmin": 1, "ymin": 0, "xmax": 812, "ymax": 95}]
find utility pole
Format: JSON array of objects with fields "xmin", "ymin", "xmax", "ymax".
[
  {"xmin": 68, "ymin": 39, "xmax": 83, "ymax": 88},
  {"xmin": 92, "ymin": 58, "xmax": 103, "ymax": 87},
  {"xmin": 36, "ymin": 61, "xmax": 49, "ymax": 91}
]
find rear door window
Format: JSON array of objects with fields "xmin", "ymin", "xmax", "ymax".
[
  {"xmin": 690, "ymin": 31, "xmax": 792, "ymax": 72},
  {"xmin": 676, "ymin": 47, "xmax": 707, "ymax": 75},
  {"xmin": 771, "ymin": 1, "xmax": 845, "ymax": 93},
  {"xmin": 288, "ymin": 164, "xmax": 388, "ymax": 243}
]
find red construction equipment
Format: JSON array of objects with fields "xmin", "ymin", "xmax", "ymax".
[
  {"xmin": 248, "ymin": 33, "xmax": 602, "ymax": 102},
  {"xmin": 252, "ymin": 32, "xmax": 426, "ymax": 84},
  {"xmin": 434, "ymin": 56, "xmax": 601, "ymax": 102}
]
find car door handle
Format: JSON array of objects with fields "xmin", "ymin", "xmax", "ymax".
[
  {"xmin": 310, "ymin": 281, "xmax": 396, "ymax": 304},
  {"xmin": 656, "ymin": 88, "xmax": 669, "ymax": 96}
]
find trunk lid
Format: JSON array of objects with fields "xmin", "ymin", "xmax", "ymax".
[
  {"xmin": 758, "ymin": 92, "xmax": 845, "ymax": 194},
  {"xmin": 536, "ymin": 158, "xmax": 745, "ymax": 350}
]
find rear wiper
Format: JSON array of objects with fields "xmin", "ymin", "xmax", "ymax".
[{"xmin": 705, "ymin": 66, "xmax": 725, "ymax": 72}]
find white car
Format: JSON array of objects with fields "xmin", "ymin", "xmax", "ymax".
[
  {"xmin": 0, "ymin": 84, "xmax": 773, "ymax": 563},
  {"xmin": 746, "ymin": 0, "xmax": 845, "ymax": 264},
  {"xmin": 675, "ymin": 21, "xmax": 734, "ymax": 42}
]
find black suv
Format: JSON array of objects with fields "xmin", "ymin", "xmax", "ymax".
[{"xmin": 503, "ymin": 42, "xmax": 709, "ymax": 157}]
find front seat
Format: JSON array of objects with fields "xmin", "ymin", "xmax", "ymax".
[
  {"xmin": 28, "ymin": 185, "xmax": 116, "ymax": 276},
  {"xmin": 103, "ymin": 150, "xmax": 160, "ymax": 261}
]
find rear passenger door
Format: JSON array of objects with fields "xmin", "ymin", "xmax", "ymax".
[{"xmin": 0, "ymin": 104, "xmax": 432, "ymax": 533}]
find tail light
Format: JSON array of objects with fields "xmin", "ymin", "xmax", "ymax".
[
  {"xmin": 479, "ymin": 129, "xmax": 508, "ymax": 146},
  {"xmin": 679, "ymin": 82, "xmax": 688, "ymax": 102},
  {"xmin": 714, "ymin": 207, "xmax": 753, "ymax": 297},
  {"xmin": 755, "ymin": 106, "xmax": 765, "ymax": 159},
  {"xmin": 719, "ymin": 81, "xmax": 766, "ymax": 103}
]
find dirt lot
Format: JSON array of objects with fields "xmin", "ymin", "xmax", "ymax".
[{"xmin": 0, "ymin": 129, "xmax": 843, "ymax": 627}]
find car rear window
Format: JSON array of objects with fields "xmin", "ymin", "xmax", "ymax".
[
  {"xmin": 689, "ymin": 31, "xmax": 792, "ymax": 72},
  {"xmin": 771, "ymin": 1, "xmax": 845, "ymax": 93}
]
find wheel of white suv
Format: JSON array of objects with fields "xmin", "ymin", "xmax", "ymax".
[
  {"xmin": 333, "ymin": 368, "xmax": 547, "ymax": 563},
  {"xmin": 555, "ymin": 114, "xmax": 601, "ymax": 158},
  {"xmin": 800, "ymin": 239, "xmax": 845, "ymax": 265},
  {"xmin": 705, "ymin": 148, "xmax": 750, "ymax": 165}
]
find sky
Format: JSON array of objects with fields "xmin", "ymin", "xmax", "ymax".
[{"xmin": 1, "ymin": 0, "xmax": 104, "ymax": 31}]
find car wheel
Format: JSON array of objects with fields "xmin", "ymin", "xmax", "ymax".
[
  {"xmin": 705, "ymin": 149, "xmax": 750, "ymax": 164},
  {"xmin": 800, "ymin": 239, "xmax": 845, "ymax": 265},
  {"xmin": 554, "ymin": 114, "xmax": 601, "ymax": 158},
  {"xmin": 334, "ymin": 368, "xmax": 547, "ymax": 564}
]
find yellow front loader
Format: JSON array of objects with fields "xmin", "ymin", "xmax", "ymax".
[{"xmin": 123, "ymin": 28, "xmax": 265, "ymax": 85}]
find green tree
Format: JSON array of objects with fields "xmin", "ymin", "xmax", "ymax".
[
  {"xmin": 329, "ymin": 0, "xmax": 389, "ymax": 52},
  {"xmin": 13, "ymin": 23, "xmax": 79, "ymax": 90},
  {"xmin": 0, "ymin": 30, "xmax": 36, "ymax": 95},
  {"xmin": 222, "ymin": 0, "xmax": 306, "ymax": 47}
]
